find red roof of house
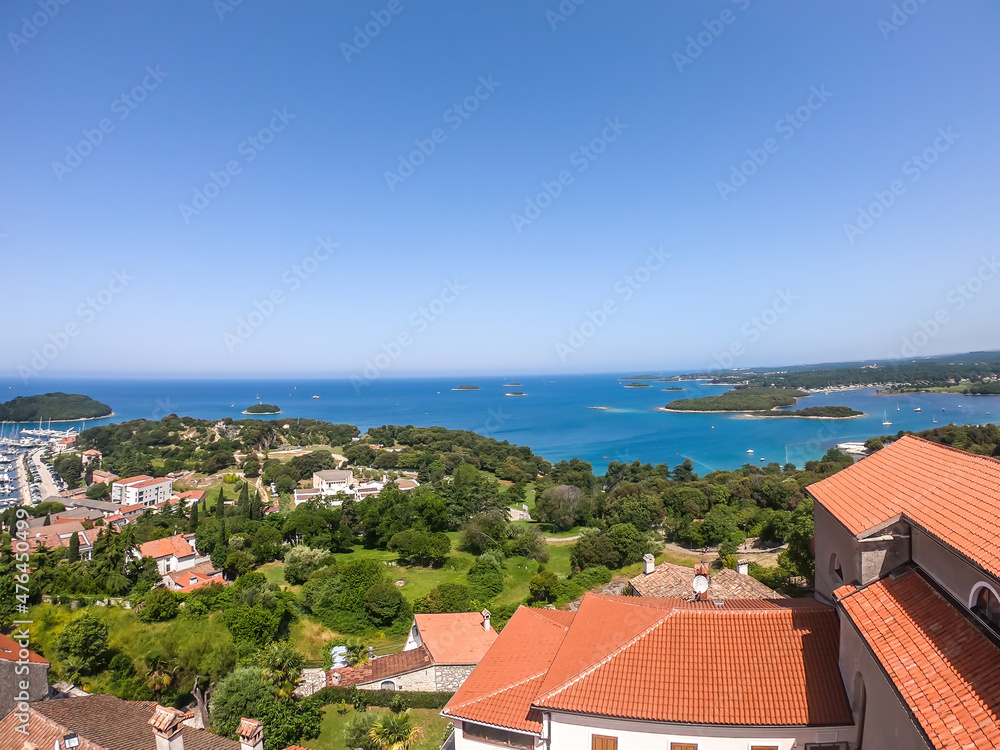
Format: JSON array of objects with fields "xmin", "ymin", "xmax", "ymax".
[
  {"xmin": 176, "ymin": 490, "xmax": 205, "ymax": 500},
  {"xmin": 446, "ymin": 595, "xmax": 852, "ymax": 733},
  {"xmin": 328, "ymin": 646, "xmax": 434, "ymax": 688},
  {"xmin": 444, "ymin": 608, "xmax": 576, "ymax": 734},
  {"xmin": 115, "ymin": 475, "xmax": 153, "ymax": 485},
  {"xmin": 137, "ymin": 534, "xmax": 195, "ymax": 560},
  {"xmin": 837, "ymin": 569, "xmax": 1000, "ymax": 750},
  {"xmin": 119, "ymin": 503, "xmax": 147, "ymax": 514},
  {"xmin": 809, "ymin": 435, "xmax": 1000, "ymax": 578},
  {"xmin": 0, "ymin": 631, "xmax": 49, "ymax": 665},
  {"xmin": 414, "ymin": 612, "xmax": 498, "ymax": 664},
  {"xmin": 133, "ymin": 477, "xmax": 171, "ymax": 488}
]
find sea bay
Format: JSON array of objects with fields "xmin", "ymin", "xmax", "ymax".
[{"xmin": 4, "ymin": 376, "xmax": 998, "ymax": 474}]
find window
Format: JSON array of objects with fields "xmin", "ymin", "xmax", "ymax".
[
  {"xmin": 379, "ymin": 680, "xmax": 396, "ymax": 691},
  {"xmin": 462, "ymin": 723, "xmax": 534, "ymax": 749},
  {"xmin": 592, "ymin": 736, "xmax": 617, "ymax": 750},
  {"xmin": 750, "ymin": 747, "xmax": 778, "ymax": 750},
  {"xmin": 972, "ymin": 584, "xmax": 1000, "ymax": 631},
  {"xmin": 829, "ymin": 553, "xmax": 843, "ymax": 583},
  {"xmin": 670, "ymin": 744, "xmax": 697, "ymax": 750}
]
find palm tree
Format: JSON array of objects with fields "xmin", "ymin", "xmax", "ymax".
[
  {"xmin": 146, "ymin": 658, "xmax": 177, "ymax": 702},
  {"xmin": 368, "ymin": 710, "xmax": 420, "ymax": 750}
]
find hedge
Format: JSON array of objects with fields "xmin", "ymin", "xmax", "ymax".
[{"xmin": 312, "ymin": 686, "xmax": 454, "ymax": 710}]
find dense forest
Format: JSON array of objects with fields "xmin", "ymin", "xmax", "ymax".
[{"xmin": 0, "ymin": 392, "xmax": 112, "ymax": 421}]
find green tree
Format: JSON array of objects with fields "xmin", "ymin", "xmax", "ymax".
[
  {"xmin": 283, "ymin": 546, "xmax": 329, "ymax": 585},
  {"xmin": 413, "ymin": 583, "xmax": 472, "ymax": 614},
  {"xmin": 55, "ymin": 614, "xmax": 109, "ymax": 675},
  {"xmin": 188, "ymin": 502, "xmax": 199, "ymax": 532},
  {"xmin": 368, "ymin": 710, "xmax": 420, "ymax": 750},
  {"xmin": 529, "ymin": 571, "xmax": 561, "ymax": 603},
  {"xmin": 67, "ymin": 531, "xmax": 80, "ymax": 563},
  {"xmin": 85, "ymin": 482, "xmax": 109, "ymax": 499},
  {"xmin": 534, "ymin": 484, "xmax": 583, "ymax": 531},
  {"xmin": 138, "ymin": 588, "xmax": 180, "ymax": 622},
  {"xmin": 778, "ymin": 497, "xmax": 815, "ymax": 580},
  {"xmin": 364, "ymin": 583, "xmax": 405, "ymax": 627}
]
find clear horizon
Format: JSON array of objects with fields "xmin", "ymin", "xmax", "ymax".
[{"xmin": 3, "ymin": 2, "xmax": 999, "ymax": 381}]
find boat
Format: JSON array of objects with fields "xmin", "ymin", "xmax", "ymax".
[
  {"xmin": 896, "ymin": 403, "xmax": 900, "ymax": 411},
  {"xmin": 933, "ymin": 418, "xmax": 938, "ymax": 423},
  {"xmin": 746, "ymin": 449, "xmax": 754, "ymax": 454},
  {"xmin": 914, "ymin": 407, "xmax": 921, "ymax": 412},
  {"xmin": 312, "ymin": 395, "xmax": 320, "ymax": 399},
  {"xmin": 882, "ymin": 411, "xmax": 892, "ymax": 426}
]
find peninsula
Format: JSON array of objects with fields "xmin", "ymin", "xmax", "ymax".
[
  {"xmin": 0, "ymin": 392, "xmax": 113, "ymax": 422},
  {"xmin": 660, "ymin": 387, "xmax": 862, "ymax": 418}
]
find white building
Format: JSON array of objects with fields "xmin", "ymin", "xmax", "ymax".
[
  {"xmin": 312, "ymin": 469, "xmax": 355, "ymax": 495},
  {"xmin": 135, "ymin": 533, "xmax": 205, "ymax": 575},
  {"xmin": 111, "ymin": 475, "xmax": 173, "ymax": 507}
]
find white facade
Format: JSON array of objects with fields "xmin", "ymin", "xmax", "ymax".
[
  {"xmin": 455, "ymin": 714, "xmax": 854, "ymax": 750},
  {"xmin": 111, "ymin": 477, "xmax": 173, "ymax": 507},
  {"xmin": 312, "ymin": 470, "xmax": 354, "ymax": 494}
]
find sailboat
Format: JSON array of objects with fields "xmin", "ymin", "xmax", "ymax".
[
  {"xmin": 896, "ymin": 403, "xmax": 900, "ymax": 411},
  {"xmin": 882, "ymin": 411, "xmax": 893, "ymax": 426}
]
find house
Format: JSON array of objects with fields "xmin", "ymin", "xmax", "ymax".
[
  {"xmin": 81, "ymin": 448, "xmax": 102, "ymax": 465},
  {"xmin": 0, "ymin": 694, "xmax": 268, "ymax": 750},
  {"xmin": 328, "ymin": 611, "xmax": 497, "ymax": 692},
  {"xmin": 312, "ymin": 469, "xmax": 354, "ymax": 495},
  {"xmin": 809, "ymin": 434, "xmax": 1000, "ymax": 749},
  {"xmin": 26, "ymin": 507, "xmax": 103, "ymax": 528},
  {"xmin": 53, "ymin": 435, "xmax": 77, "ymax": 453},
  {"xmin": 135, "ymin": 533, "xmax": 205, "ymax": 574},
  {"xmin": 443, "ymin": 594, "xmax": 855, "ymax": 750},
  {"xmin": 0, "ymin": 631, "xmax": 49, "ymax": 717},
  {"xmin": 67, "ymin": 496, "xmax": 121, "ymax": 516},
  {"xmin": 26, "ymin": 525, "xmax": 101, "ymax": 559},
  {"xmin": 89, "ymin": 468, "xmax": 118, "ymax": 485},
  {"xmin": 628, "ymin": 555, "xmax": 783, "ymax": 599},
  {"xmin": 111, "ymin": 475, "xmax": 173, "ymax": 507},
  {"xmin": 164, "ymin": 561, "xmax": 226, "ymax": 593},
  {"xmin": 173, "ymin": 489, "xmax": 206, "ymax": 504}
]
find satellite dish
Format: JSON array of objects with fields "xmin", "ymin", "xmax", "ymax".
[{"xmin": 693, "ymin": 574, "xmax": 709, "ymax": 594}]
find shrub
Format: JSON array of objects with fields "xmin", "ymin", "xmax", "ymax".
[
  {"xmin": 467, "ymin": 554, "xmax": 504, "ymax": 601},
  {"xmin": 283, "ymin": 545, "xmax": 328, "ymax": 585},
  {"xmin": 314, "ymin": 686, "xmax": 453, "ymax": 710},
  {"xmin": 138, "ymin": 588, "xmax": 179, "ymax": 623},
  {"xmin": 364, "ymin": 583, "xmax": 404, "ymax": 627},
  {"xmin": 528, "ymin": 571, "xmax": 561, "ymax": 603}
]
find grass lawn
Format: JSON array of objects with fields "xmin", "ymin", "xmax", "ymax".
[
  {"xmin": 304, "ymin": 705, "xmax": 451, "ymax": 750},
  {"xmin": 290, "ymin": 617, "xmax": 338, "ymax": 662}
]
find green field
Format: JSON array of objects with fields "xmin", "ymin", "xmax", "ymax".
[{"xmin": 303, "ymin": 706, "xmax": 451, "ymax": 750}]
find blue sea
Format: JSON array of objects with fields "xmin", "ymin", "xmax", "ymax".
[{"xmin": 4, "ymin": 376, "xmax": 999, "ymax": 475}]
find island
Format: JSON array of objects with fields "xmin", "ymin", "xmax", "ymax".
[
  {"xmin": 659, "ymin": 387, "xmax": 863, "ymax": 419},
  {"xmin": 243, "ymin": 403, "xmax": 281, "ymax": 414},
  {"xmin": 623, "ymin": 382, "xmax": 651, "ymax": 389},
  {"xmin": 501, "ymin": 382, "xmax": 523, "ymax": 387},
  {"xmin": 661, "ymin": 386, "xmax": 684, "ymax": 391},
  {"xmin": 620, "ymin": 374, "xmax": 660, "ymax": 380},
  {"xmin": 0, "ymin": 392, "xmax": 113, "ymax": 422},
  {"xmin": 452, "ymin": 385, "xmax": 480, "ymax": 391},
  {"xmin": 504, "ymin": 392, "xmax": 526, "ymax": 397},
  {"xmin": 746, "ymin": 406, "xmax": 865, "ymax": 419}
]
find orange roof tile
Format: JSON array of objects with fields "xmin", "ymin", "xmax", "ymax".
[
  {"xmin": 328, "ymin": 646, "xmax": 433, "ymax": 687},
  {"xmin": 809, "ymin": 435, "xmax": 1000, "ymax": 578},
  {"xmin": 0, "ymin": 631, "xmax": 49, "ymax": 665},
  {"xmin": 629, "ymin": 561, "xmax": 782, "ymax": 599},
  {"xmin": 115, "ymin": 475, "xmax": 153, "ymax": 485},
  {"xmin": 414, "ymin": 612, "xmax": 498, "ymax": 664},
  {"xmin": 533, "ymin": 594, "xmax": 851, "ymax": 726},
  {"xmin": 138, "ymin": 534, "xmax": 195, "ymax": 560},
  {"xmin": 443, "ymin": 607, "xmax": 575, "ymax": 733},
  {"xmin": 837, "ymin": 570, "xmax": 1000, "ymax": 750}
]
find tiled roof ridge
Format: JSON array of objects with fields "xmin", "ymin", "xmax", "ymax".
[
  {"xmin": 898, "ymin": 433, "xmax": 1000, "ymax": 465},
  {"xmin": 444, "ymin": 670, "xmax": 548, "ymax": 714},
  {"xmin": 535, "ymin": 608, "xmax": 681, "ymax": 705},
  {"xmin": 521, "ymin": 606, "xmax": 573, "ymax": 629}
]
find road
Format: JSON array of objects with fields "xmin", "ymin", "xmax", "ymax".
[{"xmin": 14, "ymin": 450, "xmax": 32, "ymax": 506}]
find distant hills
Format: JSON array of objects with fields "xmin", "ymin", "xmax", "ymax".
[{"xmin": 0, "ymin": 392, "xmax": 112, "ymax": 422}]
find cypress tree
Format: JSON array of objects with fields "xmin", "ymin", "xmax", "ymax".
[
  {"xmin": 43, "ymin": 514, "xmax": 51, "ymax": 527},
  {"xmin": 216, "ymin": 487, "xmax": 227, "ymax": 541},
  {"xmin": 238, "ymin": 482, "xmax": 250, "ymax": 518},
  {"xmin": 68, "ymin": 531, "xmax": 80, "ymax": 563},
  {"xmin": 188, "ymin": 502, "xmax": 199, "ymax": 532}
]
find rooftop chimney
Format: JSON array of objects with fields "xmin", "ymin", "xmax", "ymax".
[
  {"xmin": 149, "ymin": 705, "xmax": 185, "ymax": 750},
  {"xmin": 737, "ymin": 559, "xmax": 749, "ymax": 576},
  {"xmin": 642, "ymin": 553, "xmax": 655, "ymax": 575},
  {"xmin": 235, "ymin": 718, "xmax": 264, "ymax": 750},
  {"xmin": 481, "ymin": 608, "xmax": 492, "ymax": 632}
]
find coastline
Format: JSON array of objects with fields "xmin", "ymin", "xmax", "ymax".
[
  {"xmin": 655, "ymin": 407, "xmax": 864, "ymax": 420},
  {"xmin": 7, "ymin": 412, "xmax": 115, "ymax": 424},
  {"xmin": 241, "ymin": 409, "xmax": 282, "ymax": 415}
]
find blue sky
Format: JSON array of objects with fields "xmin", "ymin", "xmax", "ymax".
[{"xmin": 2, "ymin": 0, "xmax": 999, "ymax": 380}]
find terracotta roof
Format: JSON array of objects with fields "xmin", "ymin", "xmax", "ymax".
[
  {"xmin": 115, "ymin": 475, "xmax": 153, "ymax": 485},
  {"xmin": 176, "ymin": 490, "xmax": 206, "ymax": 500},
  {"xmin": 629, "ymin": 562, "xmax": 782, "ymax": 599},
  {"xmin": 0, "ymin": 694, "xmax": 240, "ymax": 750},
  {"xmin": 328, "ymin": 646, "xmax": 432, "ymax": 687},
  {"xmin": 447, "ymin": 595, "xmax": 852, "ymax": 732},
  {"xmin": 414, "ymin": 612, "xmax": 498, "ymax": 664},
  {"xmin": 443, "ymin": 608, "xmax": 576, "ymax": 734},
  {"xmin": 837, "ymin": 569, "xmax": 1000, "ymax": 750},
  {"xmin": 137, "ymin": 534, "xmax": 195, "ymax": 560},
  {"xmin": 0, "ymin": 631, "xmax": 49, "ymax": 665},
  {"xmin": 133, "ymin": 477, "xmax": 171, "ymax": 489},
  {"xmin": 809, "ymin": 435, "xmax": 1000, "ymax": 577}
]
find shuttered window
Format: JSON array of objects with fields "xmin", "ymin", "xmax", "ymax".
[
  {"xmin": 591, "ymin": 735, "xmax": 618, "ymax": 750},
  {"xmin": 670, "ymin": 744, "xmax": 698, "ymax": 750}
]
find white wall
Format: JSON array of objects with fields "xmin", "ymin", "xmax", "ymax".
[{"xmin": 549, "ymin": 711, "xmax": 855, "ymax": 750}]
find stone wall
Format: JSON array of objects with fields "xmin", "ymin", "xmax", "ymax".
[
  {"xmin": 435, "ymin": 664, "xmax": 475, "ymax": 692},
  {"xmin": 361, "ymin": 666, "xmax": 437, "ymax": 692}
]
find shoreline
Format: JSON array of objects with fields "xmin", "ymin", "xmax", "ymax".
[
  {"xmin": 7, "ymin": 412, "xmax": 115, "ymax": 424},
  {"xmin": 655, "ymin": 406, "xmax": 864, "ymax": 420},
  {"xmin": 241, "ymin": 410, "xmax": 282, "ymax": 415}
]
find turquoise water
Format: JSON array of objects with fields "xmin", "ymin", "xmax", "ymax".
[{"xmin": 4, "ymin": 376, "xmax": 998, "ymax": 474}]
